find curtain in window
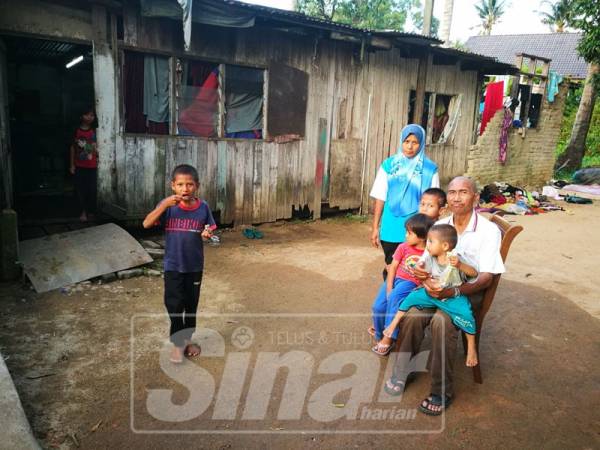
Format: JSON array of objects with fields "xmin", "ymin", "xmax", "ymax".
[
  {"xmin": 438, "ymin": 95, "xmax": 462, "ymax": 144},
  {"xmin": 143, "ymin": 55, "xmax": 170, "ymax": 124},
  {"xmin": 225, "ymin": 65, "xmax": 263, "ymax": 136},
  {"xmin": 178, "ymin": 64, "xmax": 219, "ymax": 137}
]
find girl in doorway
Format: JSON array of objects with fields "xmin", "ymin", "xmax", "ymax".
[{"xmin": 69, "ymin": 107, "xmax": 97, "ymax": 222}]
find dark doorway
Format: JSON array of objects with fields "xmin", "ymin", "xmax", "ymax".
[{"xmin": 2, "ymin": 35, "xmax": 94, "ymax": 223}]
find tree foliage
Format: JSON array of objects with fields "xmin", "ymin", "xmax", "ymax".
[
  {"xmin": 295, "ymin": 0, "xmax": 436, "ymax": 33},
  {"xmin": 474, "ymin": 0, "xmax": 506, "ymax": 35},
  {"xmin": 567, "ymin": 0, "xmax": 600, "ymax": 68},
  {"xmin": 537, "ymin": 0, "xmax": 572, "ymax": 32}
]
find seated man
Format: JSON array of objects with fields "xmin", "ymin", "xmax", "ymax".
[{"xmin": 385, "ymin": 176, "xmax": 505, "ymax": 415}]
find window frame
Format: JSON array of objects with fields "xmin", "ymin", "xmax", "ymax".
[
  {"xmin": 408, "ymin": 89, "xmax": 459, "ymax": 146},
  {"xmin": 119, "ymin": 45, "xmax": 268, "ymax": 141},
  {"xmin": 428, "ymin": 93, "xmax": 457, "ymax": 145}
]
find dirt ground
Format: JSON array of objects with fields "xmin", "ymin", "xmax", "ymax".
[{"xmin": 1, "ymin": 202, "xmax": 599, "ymax": 449}]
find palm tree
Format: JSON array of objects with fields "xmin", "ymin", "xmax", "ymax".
[
  {"xmin": 440, "ymin": 0, "xmax": 455, "ymax": 44},
  {"xmin": 475, "ymin": 0, "xmax": 506, "ymax": 35},
  {"xmin": 537, "ymin": 0, "xmax": 571, "ymax": 32}
]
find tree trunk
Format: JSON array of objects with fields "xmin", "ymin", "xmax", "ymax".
[
  {"xmin": 440, "ymin": 0, "xmax": 454, "ymax": 44},
  {"xmin": 422, "ymin": 0, "xmax": 434, "ymax": 36},
  {"xmin": 557, "ymin": 63, "xmax": 599, "ymax": 171}
]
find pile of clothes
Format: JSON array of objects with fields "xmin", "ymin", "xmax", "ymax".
[{"xmin": 478, "ymin": 182, "xmax": 564, "ymax": 215}]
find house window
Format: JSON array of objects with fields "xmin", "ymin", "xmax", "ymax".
[
  {"xmin": 510, "ymin": 54, "xmax": 550, "ymax": 129},
  {"xmin": 224, "ymin": 65, "xmax": 264, "ymax": 139},
  {"xmin": 266, "ymin": 63, "xmax": 308, "ymax": 138},
  {"xmin": 408, "ymin": 90, "xmax": 432, "ymax": 131},
  {"xmin": 175, "ymin": 58, "xmax": 220, "ymax": 137},
  {"xmin": 121, "ymin": 50, "xmax": 309, "ymax": 141},
  {"xmin": 122, "ymin": 51, "xmax": 170, "ymax": 135},
  {"xmin": 431, "ymin": 94, "xmax": 451, "ymax": 143},
  {"xmin": 409, "ymin": 91, "xmax": 460, "ymax": 144}
]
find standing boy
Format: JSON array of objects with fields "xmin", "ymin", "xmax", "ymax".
[{"xmin": 143, "ymin": 164, "xmax": 216, "ymax": 363}]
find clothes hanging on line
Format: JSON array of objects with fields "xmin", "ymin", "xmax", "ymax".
[
  {"xmin": 498, "ymin": 108, "xmax": 512, "ymax": 164},
  {"xmin": 480, "ymin": 81, "xmax": 504, "ymax": 135},
  {"xmin": 547, "ymin": 71, "xmax": 563, "ymax": 103}
]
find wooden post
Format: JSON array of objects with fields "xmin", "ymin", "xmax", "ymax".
[
  {"xmin": 412, "ymin": 52, "xmax": 430, "ymax": 126},
  {"xmin": 92, "ymin": 4, "xmax": 118, "ymax": 208}
]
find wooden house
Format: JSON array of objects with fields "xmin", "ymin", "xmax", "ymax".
[{"xmin": 0, "ymin": 0, "xmax": 515, "ymax": 225}]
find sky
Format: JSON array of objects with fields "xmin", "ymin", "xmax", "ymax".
[{"xmin": 241, "ymin": 0, "xmax": 559, "ymax": 43}]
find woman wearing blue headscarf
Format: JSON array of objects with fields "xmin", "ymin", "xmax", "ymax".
[
  {"xmin": 368, "ymin": 124, "xmax": 439, "ymax": 354},
  {"xmin": 369, "ymin": 124, "xmax": 439, "ymax": 275}
]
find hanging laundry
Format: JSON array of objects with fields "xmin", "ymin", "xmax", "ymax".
[
  {"xmin": 480, "ymin": 81, "xmax": 504, "ymax": 135},
  {"xmin": 177, "ymin": 0, "xmax": 193, "ymax": 51},
  {"xmin": 547, "ymin": 71, "xmax": 563, "ymax": 103},
  {"xmin": 498, "ymin": 108, "xmax": 512, "ymax": 164},
  {"xmin": 518, "ymin": 84, "xmax": 531, "ymax": 122},
  {"xmin": 143, "ymin": 55, "xmax": 170, "ymax": 123}
]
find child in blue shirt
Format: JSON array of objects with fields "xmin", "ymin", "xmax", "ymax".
[{"xmin": 143, "ymin": 164, "xmax": 216, "ymax": 364}]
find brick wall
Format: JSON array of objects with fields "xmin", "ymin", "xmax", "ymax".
[{"xmin": 466, "ymin": 84, "xmax": 567, "ymax": 189}]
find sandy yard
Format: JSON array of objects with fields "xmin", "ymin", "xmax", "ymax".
[{"xmin": 0, "ymin": 202, "xmax": 599, "ymax": 449}]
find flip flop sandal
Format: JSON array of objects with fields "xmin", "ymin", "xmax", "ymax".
[
  {"xmin": 371, "ymin": 342, "xmax": 392, "ymax": 356},
  {"xmin": 252, "ymin": 229, "xmax": 264, "ymax": 239},
  {"xmin": 418, "ymin": 394, "xmax": 453, "ymax": 416},
  {"xmin": 565, "ymin": 195, "xmax": 592, "ymax": 204},
  {"xmin": 184, "ymin": 344, "xmax": 201, "ymax": 358},
  {"xmin": 383, "ymin": 376, "xmax": 407, "ymax": 396},
  {"xmin": 243, "ymin": 228, "xmax": 255, "ymax": 239}
]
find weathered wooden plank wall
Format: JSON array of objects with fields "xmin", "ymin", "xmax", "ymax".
[
  {"xmin": 116, "ymin": 7, "xmax": 481, "ymax": 222},
  {"xmin": 0, "ymin": 1, "xmax": 479, "ymax": 222},
  {"xmin": 425, "ymin": 62, "xmax": 479, "ymax": 184}
]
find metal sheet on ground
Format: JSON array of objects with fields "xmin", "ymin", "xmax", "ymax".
[{"xmin": 19, "ymin": 223, "xmax": 153, "ymax": 293}]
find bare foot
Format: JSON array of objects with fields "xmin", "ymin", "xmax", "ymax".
[
  {"xmin": 466, "ymin": 348, "xmax": 479, "ymax": 367},
  {"xmin": 170, "ymin": 346, "xmax": 184, "ymax": 364},
  {"xmin": 379, "ymin": 335, "xmax": 393, "ymax": 348},
  {"xmin": 184, "ymin": 342, "xmax": 201, "ymax": 357},
  {"xmin": 367, "ymin": 326, "xmax": 376, "ymax": 337}
]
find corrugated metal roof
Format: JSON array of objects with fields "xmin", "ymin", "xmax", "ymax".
[
  {"xmin": 5, "ymin": 37, "xmax": 75, "ymax": 60},
  {"xmin": 215, "ymin": 0, "xmax": 442, "ymax": 43},
  {"xmin": 431, "ymin": 46, "xmax": 518, "ymax": 74},
  {"xmin": 216, "ymin": 0, "xmax": 521, "ymax": 72},
  {"xmin": 2, "ymin": 35, "xmax": 92, "ymax": 67},
  {"xmin": 465, "ymin": 33, "xmax": 587, "ymax": 79}
]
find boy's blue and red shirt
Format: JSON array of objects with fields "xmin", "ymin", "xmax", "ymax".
[{"xmin": 157, "ymin": 199, "xmax": 217, "ymax": 273}]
